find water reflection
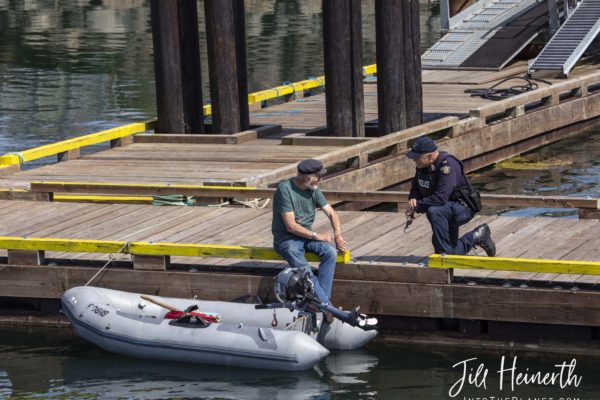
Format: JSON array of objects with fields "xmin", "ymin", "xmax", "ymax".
[
  {"xmin": 0, "ymin": 327, "xmax": 379, "ymax": 399},
  {"xmin": 501, "ymin": 207, "xmax": 579, "ymax": 218},
  {"xmin": 0, "ymin": 0, "xmax": 441, "ymax": 154},
  {"xmin": 60, "ymin": 358, "xmax": 329, "ymax": 400},
  {"xmin": 472, "ymin": 127, "xmax": 600, "ymax": 209},
  {"xmin": 3, "ymin": 327, "xmax": 600, "ymax": 399}
]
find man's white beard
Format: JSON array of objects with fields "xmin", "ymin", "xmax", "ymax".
[{"xmin": 309, "ymin": 184, "xmax": 318, "ymax": 191}]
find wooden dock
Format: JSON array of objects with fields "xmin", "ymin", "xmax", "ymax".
[
  {"xmin": 2, "ymin": 61, "xmax": 600, "ymax": 346},
  {"xmin": 1, "ymin": 62, "xmax": 600, "ymax": 193},
  {"xmin": 251, "ymin": 62, "xmax": 536, "ymax": 129},
  {"xmin": 2, "ymin": 198, "xmax": 600, "ymax": 340},
  {"xmin": 0, "ymin": 200, "xmax": 599, "ymax": 280}
]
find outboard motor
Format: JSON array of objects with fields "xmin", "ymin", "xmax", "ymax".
[
  {"xmin": 274, "ymin": 267, "xmax": 314, "ymax": 304},
  {"xmin": 259, "ymin": 268, "xmax": 378, "ymax": 331}
]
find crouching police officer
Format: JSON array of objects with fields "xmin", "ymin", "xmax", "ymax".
[{"xmin": 405, "ymin": 136, "xmax": 496, "ymax": 256}]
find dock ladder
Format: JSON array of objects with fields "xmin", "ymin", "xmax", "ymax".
[{"xmin": 529, "ymin": 0, "xmax": 600, "ymax": 76}]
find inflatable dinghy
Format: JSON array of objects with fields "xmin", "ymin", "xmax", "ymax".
[{"xmin": 62, "ymin": 285, "xmax": 377, "ymax": 371}]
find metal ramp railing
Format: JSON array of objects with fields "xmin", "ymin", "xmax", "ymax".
[
  {"xmin": 422, "ymin": 0, "xmax": 541, "ymax": 69},
  {"xmin": 529, "ymin": 0, "xmax": 600, "ymax": 76}
]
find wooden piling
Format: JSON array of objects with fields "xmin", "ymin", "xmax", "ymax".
[
  {"xmin": 150, "ymin": 0, "xmax": 204, "ymax": 134},
  {"xmin": 376, "ymin": 0, "xmax": 422, "ymax": 134},
  {"xmin": 375, "ymin": 0, "xmax": 406, "ymax": 135},
  {"xmin": 233, "ymin": 0, "xmax": 250, "ymax": 131},
  {"xmin": 322, "ymin": 0, "xmax": 365, "ymax": 137},
  {"xmin": 205, "ymin": 0, "xmax": 242, "ymax": 134},
  {"xmin": 403, "ymin": 0, "xmax": 423, "ymax": 127}
]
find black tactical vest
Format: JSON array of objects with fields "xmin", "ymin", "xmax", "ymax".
[
  {"xmin": 414, "ymin": 152, "xmax": 469, "ymax": 200},
  {"xmin": 415, "ymin": 152, "xmax": 451, "ymax": 198}
]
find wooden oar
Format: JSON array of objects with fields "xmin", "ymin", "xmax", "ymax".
[
  {"xmin": 141, "ymin": 294, "xmax": 179, "ymax": 312},
  {"xmin": 140, "ymin": 294, "xmax": 220, "ymax": 323}
]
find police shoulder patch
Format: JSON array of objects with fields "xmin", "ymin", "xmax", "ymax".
[{"xmin": 440, "ymin": 165, "xmax": 451, "ymax": 175}]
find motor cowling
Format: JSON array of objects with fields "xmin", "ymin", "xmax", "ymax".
[{"xmin": 274, "ymin": 268, "xmax": 314, "ymax": 303}]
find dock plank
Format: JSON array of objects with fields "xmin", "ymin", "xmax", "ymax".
[
  {"xmin": 5, "ymin": 202, "xmax": 99, "ymax": 235},
  {"xmin": 514, "ymin": 218, "xmax": 580, "ymax": 259},
  {"xmin": 0, "ymin": 201, "xmax": 599, "ymax": 283}
]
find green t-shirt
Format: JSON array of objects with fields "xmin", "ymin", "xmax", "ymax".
[{"xmin": 272, "ymin": 178, "xmax": 328, "ymax": 242}]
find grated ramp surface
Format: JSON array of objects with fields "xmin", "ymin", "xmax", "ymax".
[
  {"xmin": 529, "ymin": 0, "xmax": 600, "ymax": 76},
  {"xmin": 422, "ymin": 0, "xmax": 541, "ymax": 68}
]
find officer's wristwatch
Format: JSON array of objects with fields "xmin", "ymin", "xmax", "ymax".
[{"xmin": 311, "ymin": 231, "xmax": 317, "ymax": 240}]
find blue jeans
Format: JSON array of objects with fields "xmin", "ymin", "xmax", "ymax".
[
  {"xmin": 426, "ymin": 202, "xmax": 475, "ymax": 255},
  {"xmin": 274, "ymin": 237, "xmax": 338, "ymax": 304}
]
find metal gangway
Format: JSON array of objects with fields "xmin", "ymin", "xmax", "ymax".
[
  {"xmin": 529, "ymin": 0, "xmax": 600, "ymax": 76},
  {"xmin": 422, "ymin": 0, "xmax": 542, "ymax": 69}
]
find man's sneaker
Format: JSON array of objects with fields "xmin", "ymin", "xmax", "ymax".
[
  {"xmin": 358, "ymin": 316, "xmax": 378, "ymax": 329},
  {"xmin": 472, "ymin": 223, "xmax": 496, "ymax": 257}
]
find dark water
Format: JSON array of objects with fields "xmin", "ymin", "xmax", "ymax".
[
  {"xmin": 1, "ymin": 327, "xmax": 600, "ymax": 400},
  {"xmin": 472, "ymin": 127, "xmax": 600, "ymax": 217},
  {"xmin": 1, "ymin": 1, "xmax": 600, "ymax": 399},
  {"xmin": 0, "ymin": 0, "xmax": 440, "ymax": 154}
]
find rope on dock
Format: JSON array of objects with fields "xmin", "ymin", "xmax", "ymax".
[
  {"xmin": 232, "ymin": 198, "xmax": 270, "ymax": 208},
  {"xmin": 84, "ymin": 241, "xmax": 130, "ymax": 287},
  {"xmin": 465, "ymin": 75, "xmax": 552, "ymax": 100},
  {"xmin": 464, "ymin": 75, "xmax": 553, "ymax": 101},
  {"xmin": 306, "ymin": 75, "xmax": 325, "ymax": 95},
  {"xmin": 281, "ymin": 81, "xmax": 300, "ymax": 101}
]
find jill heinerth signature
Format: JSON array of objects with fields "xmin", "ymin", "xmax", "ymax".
[{"xmin": 449, "ymin": 356, "xmax": 582, "ymax": 397}]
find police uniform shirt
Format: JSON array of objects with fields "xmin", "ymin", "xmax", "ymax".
[{"xmin": 408, "ymin": 151, "xmax": 468, "ymax": 214}]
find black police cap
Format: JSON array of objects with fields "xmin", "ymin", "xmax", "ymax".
[
  {"xmin": 297, "ymin": 159, "xmax": 327, "ymax": 175},
  {"xmin": 406, "ymin": 136, "xmax": 438, "ymax": 159}
]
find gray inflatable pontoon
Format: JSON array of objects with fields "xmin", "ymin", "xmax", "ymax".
[{"xmin": 62, "ymin": 286, "xmax": 377, "ymax": 371}]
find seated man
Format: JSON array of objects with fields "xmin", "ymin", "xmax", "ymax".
[
  {"xmin": 272, "ymin": 159, "xmax": 347, "ymax": 311},
  {"xmin": 405, "ymin": 136, "xmax": 496, "ymax": 256}
]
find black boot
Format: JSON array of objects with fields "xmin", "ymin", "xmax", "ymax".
[{"xmin": 472, "ymin": 223, "xmax": 496, "ymax": 257}]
